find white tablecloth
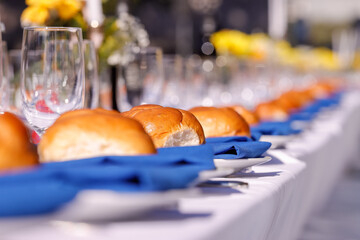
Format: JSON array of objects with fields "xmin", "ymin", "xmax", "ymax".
[{"xmin": 1, "ymin": 92, "xmax": 360, "ymax": 240}]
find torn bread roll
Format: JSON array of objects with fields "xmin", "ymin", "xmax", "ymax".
[{"xmin": 122, "ymin": 105, "xmax": 205, "ymax": 148}]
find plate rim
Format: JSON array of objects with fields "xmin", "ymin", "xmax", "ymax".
[
  {"xmin": 213, "ymin": 156, "xmax": 272, "ymax": 170},
  {"xmin": 55, "ymin": 188, "xmax": 198, "ymax": 221}
]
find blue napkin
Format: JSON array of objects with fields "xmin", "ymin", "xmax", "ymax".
[
  {"xmin": 43, "ymin": 144, "xmax": 215, "ymax": 171},
  {"xmin": 289, "ymin": 111, "xmax": 316, "ymax": 122},
  {"xmin": 0, "ymin": 165, "xmax": 200, "ymax": 217},
  {"xmin": 157, "ymin": 144, "xmax": 215, "ymax": 169},
  {"xmin": 0, "ymin": 178, "xmax": 78, "ymax": 216},
  {"xmin": 205, "ymin": 136, "xmax": 271, "ymax": 159},
  {"xmin": 289, "ymin": 91, "xmax": 343, "ymax": 122},
  {"xmin": 0, "ymin": 145, "xmax": 215, "ymax": 217},
  {"xmin": 251, "ymin": 121, "xmax": 301, "ymax": 136},
  {"xmin": 317, "ymin": 92, "xmax": 343, "ymax": 107},
  {"xmin": 300, "ymin": 91, "xmax": 343, "ymax": 114}
]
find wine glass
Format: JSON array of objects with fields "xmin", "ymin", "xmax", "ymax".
[
  {"xmin": 8, "ymin": 49, "xmax": 22, "ymax": 115},
  {"xmin": 83, "ymin": 40, "xmax": 99, "ymax": 109},
  {"xmin": 21, "ymin": 27, "xmax": 85, "ymax": 136},
  {"xmin": 117, "ymin": 46, "xmax": 164, "ymax": 111},
  {"xmin": 0, "ymin": 28, "xmax": 4, "ymax": 112},
  {"xmin": 1, "ymin": 41, "xmax": 9, "ymax": 112},
  {"xmin": 161, "ymin": 54, "xmax": 185, "ymax": 108}
]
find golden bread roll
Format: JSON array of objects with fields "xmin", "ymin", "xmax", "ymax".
[
  {"xmin": 55, "ymin": 108, "xmax": 121, "ymax": 122},
  {"xmin": 228, "ymin": 105, "xmax": 259, "ymax": 125},
  {"xmin": 299, "ymin": 90, "xmax": 316, "ymax": 104},
  {"xmin": 39, "ymin": 109, "xmax": 156, "ymax": 162},
  {"xmin": 255, "ymin": 102, "xmax": 289, "ymax": 121},
  {"xmin": 307, "ymin": 82, "xmax": 336, "ymax": 99},
  {"xmin": 275, "ymin": 90, "xmax": 313, "ymax": 111},
  {"xmin": 0, "ymin": 112, "xmax": 38, "ymax": 171},
  {"xmin": 122, "ymin": 105, "xmax": 205, "ymax": 148},
  {"xmin": 189, "ymin": 106, "xmax": 251, "ymax": 137}
]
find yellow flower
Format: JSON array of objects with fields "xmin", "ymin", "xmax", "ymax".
[
  {"xmin": 249, "ymin": 33, "xmax": 270, "ymax": 61},
  {"xmin": 275, "ymin": 40, "xmax": 296, "ymax": 65},
  {"xmin": 26, "ymin": 0, "xmax": 61, "ymax": 8},
  {"xmin": 210, "ymin": 30, "xmax": 251, "ymax": 57},
  {"xmin": 56, "ymin": 0, "xmax": 82, "ymax": 20},
  {"xmin": 312, "ymin": 48, "xmax": 340, "ymax": 71},
  {"xmin": 25, "ymin": 0, "xmax": 82, "ymax": 21},
  {"xmin": 21, "ymin": 5, "xmax": 50, "ymax": 26}
]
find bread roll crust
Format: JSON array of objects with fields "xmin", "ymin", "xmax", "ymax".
[
  {"xmin": 0, "ymin": 112, "xmax": 38, "ymax": 171},
  {"xmin": 123, "ymin": 105, "xmax": 205, "ymax": 148},
  {"xmin": 228, "ymin": 105, "xmax": 259, "ymax": 125},
  {"xmin": 39, "ymin": 109, "xmax": 156, "ymax": 162},
  {"xmin": 275, "ymin": 90, "xmax": 313, "ymax": 112},
  {"xmin": 189, "ymin": 106, "xmax": 251, "ymax": 137},
  {"xmin": 56, "ymin": 108, "xmax": 121, "ymax": 122},
  {"xmin": 255, "ymin": 102, "xmax": 289, "ymax": 121},
  {"xmin": 307, "ymin": 82, "xmax": 336, "ymax": 99}
]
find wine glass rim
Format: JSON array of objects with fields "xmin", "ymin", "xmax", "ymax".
[{"xmin": 23, "ymin": 26, "xmax": 82, "ymax": 32}]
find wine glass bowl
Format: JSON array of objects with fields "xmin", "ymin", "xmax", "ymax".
[
  {"xmin": 1, "ymin": 41, "xmax": 10, "ymax": 112},
  {"xmin": 21, "ymin": 27, "xmax": 85, "ymax": 136},
  {"xmin": 117, "ymin": 46, "xmax": 164, "ymax": 111}
]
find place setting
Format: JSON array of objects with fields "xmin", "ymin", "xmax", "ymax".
[{"xmin": 0, "ymin": 0, "xmax": 360, "ymax": 239}]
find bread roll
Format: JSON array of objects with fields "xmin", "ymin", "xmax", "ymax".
[
  {"xmin": 307, "ymin": 82, "xmax": 336, "ymax": 99},
  {"xmin": 55, "ymin": 108, "xmax": 121, "ymax": 122},
  {"xmin": 255, "ymin": 102, "xmax": 289, "ymax": 122},
  {"xmin": 39, "ymin": 109, "xmax": 156, "ymax": 162},
  {"xmin": 122, "ymin": 105, "xmax": 205, "ymax": 148},
  {"xmin": 0, "ymin": 112, "xmax": 38, "ymax": 171},
  {"xmin": 275, "ymin": 90, "xmax": 312, "ymax": 111},
  {"xmin": 189, "ymin": 106, "xmax": 251, "ymax": 137},
  {"xmin": 228, "ymin": 105, "xmax": 259, "ymax": 125}
]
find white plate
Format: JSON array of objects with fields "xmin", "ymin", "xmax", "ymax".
[
  {"xmin": 260, "ymin": 135, "xmax": 297, "ymax": 149},
  {"xmin": 213, "ymin": 156, "xmax": 272, "ymax": 172},
  {"xmin": 55, "ymin": 189, "xmax": 198, "ymax": 222}
]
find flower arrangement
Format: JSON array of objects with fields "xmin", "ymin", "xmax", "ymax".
[
  {"xmin": 20, "ymin": 0, "xmax": 149, "ymax": 67},
  {"xmin": 98, "ymin": 3, "xmax": 149, "ymax": 66},
  {"xmin": 21, "ymin": 0, "xmax": 86, "ymax": 30},
  {"xmin": 210, "ymin": 30, "xmax": 270, "ymax": 61},
  {"xmin": 210, "ymin": 29, "xmax": 340, "ymax": 71}
]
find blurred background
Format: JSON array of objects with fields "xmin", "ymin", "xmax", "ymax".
[
  {"xmin": 1, "ymin": 0, "xmax": 266, "ymax": 54},
  {"xmin": 2, "ymin": 0, "xmax": 360, "ymax": 53}
]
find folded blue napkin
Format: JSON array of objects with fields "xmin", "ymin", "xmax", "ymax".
[
  {"xmin": 0, "ymin": 145, "xmax": 215, "ymax": 217},
  {"xmin": 43, "ymin": 144, "xmax": 215, "ymax": 171},
  {"xmin": 289, "ymin": 91, "xmax": 343, "ymax": 121},
  {"xmin": 300, "ymin": 91, "xmax": 343, "ymax": 114},
  {"xmin": 0, "ymin": 178, "xmax": 78, "ymax": 216},
  {"xmin": 157, "ymin": 144, "xmax": 215, "ymax": 168},
  {"xmin": 0, "ymin": 165, "xmax": 200, "ymax": 217},
  {"xmin": 205, "ymin": 136, "xmax": 271, "ymax": 159},
  {"xmin": 289, "ymin": 111, "xmax": 316, "ymax": 122},
  {"xmin": 251, "ymin": 121, "xmax": 302, "ymax": 136},
  {"xmin": 317, "ymin": 92, "xmax": 343, "ymax": 107}
]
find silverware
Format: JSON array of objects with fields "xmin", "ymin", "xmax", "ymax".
[{"xmin": 196, "ymin": 180, "xmax": 248, "ymax": 188}]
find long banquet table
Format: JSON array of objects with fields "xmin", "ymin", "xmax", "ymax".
[{"xmin": 1, "ymin": 91, "xmax": 360, "ymax": 240}]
